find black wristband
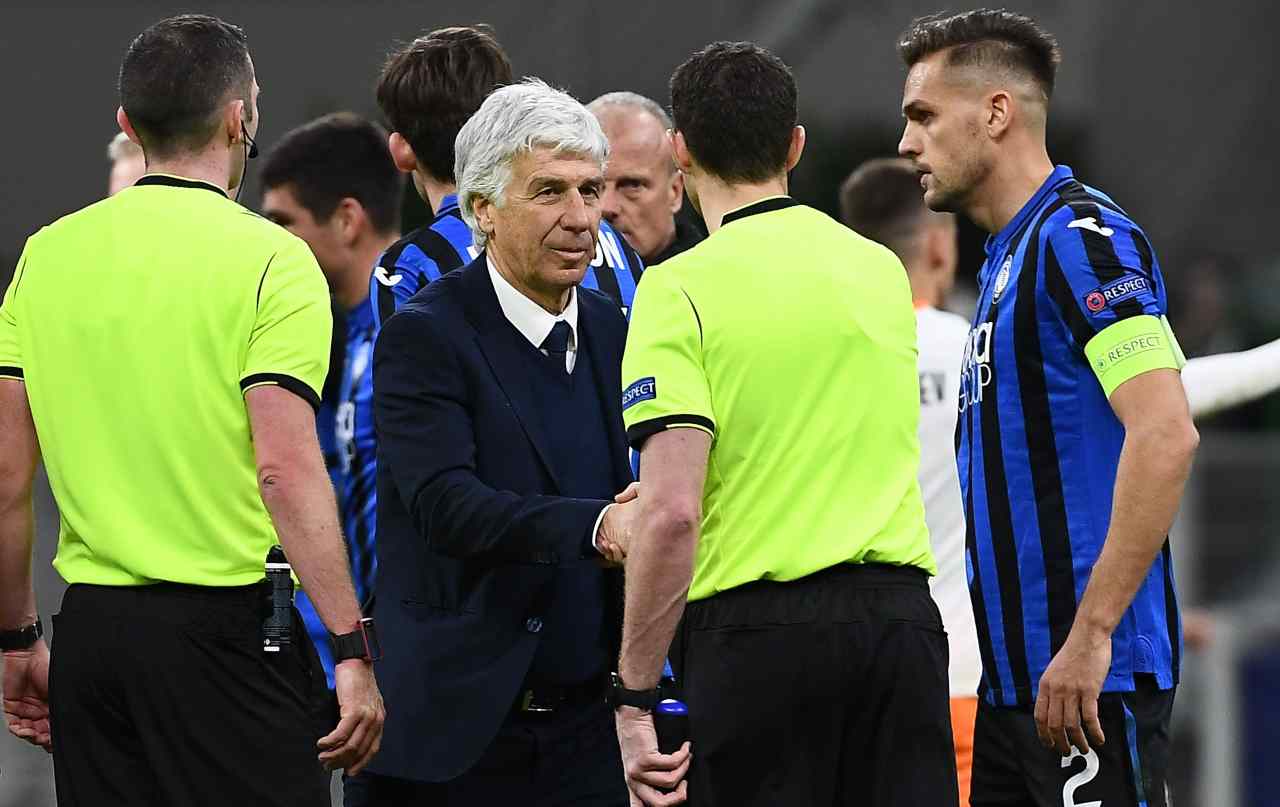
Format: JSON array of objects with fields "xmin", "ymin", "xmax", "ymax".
[
  {"xmin": 330, "ymin": 617, "xmax": 382, "ymax": 662},
  {"xmin": 0, "ymin": 619, "xmax": 42, "ymax": 652},
  {"xmin": 607, "ymin": 671, "xmax": 664, "ymax": 711}
]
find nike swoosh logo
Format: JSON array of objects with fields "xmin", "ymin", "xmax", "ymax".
[{"xmin": 1068, "ymin": 217, "xmax": 1115, "ymax": 237}]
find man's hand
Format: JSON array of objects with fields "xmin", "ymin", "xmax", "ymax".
[
  {"xmin": 615, "ymin": 705, "xmax": 691, "ymax": 806},
  {"xmin": 1033, "ymin": 627, "xmax": 1110, "ymax": 755},
  {"xmin": 597, "ymin": 483, "xmax": 640, "ymax": 564},
  {"xmin": 3, "ymin": 639, "xmax": 51, "ymax": 752},
  {"xmin": 318, "ymin": 659, "xmax": 385, "ymax": 774}
]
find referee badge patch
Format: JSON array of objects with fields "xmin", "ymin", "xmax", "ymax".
[{"xmin": 622, "ymin": 377, "xmax": 656, "ymax": 410}]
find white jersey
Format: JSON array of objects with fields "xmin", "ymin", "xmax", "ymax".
[{"xmin": 916, "ymin": 305, "xmax": 982, "ymax": 698}]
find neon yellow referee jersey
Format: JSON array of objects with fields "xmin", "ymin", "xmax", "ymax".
[
  {"xmin": 0, "ymin": 174, "xmax": 331, "ymax": 587},
  {"xmin": 621, "ymin": 197, "xmax": 934, "ymax": 602}
]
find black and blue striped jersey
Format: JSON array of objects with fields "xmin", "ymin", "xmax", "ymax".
[{"xmin": 959, "ymin": 165, "xmax": 1181, "ymax": 707}]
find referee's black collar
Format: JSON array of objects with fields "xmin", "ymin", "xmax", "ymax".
[
  {"xmin": 720, "ymin": 196, "xmax": 800, "ymax": 227},
  {"xmin": 135, "ymin": 174, "xmax": 230, "ymax": 198}
]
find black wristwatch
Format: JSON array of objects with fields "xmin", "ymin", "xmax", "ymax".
[
  {"xmin": 330, "ymin": 617, "xmax": 382, "ymax": 663},
  {"xmin": 607, "ymin": 671, "xmax": 664, "ymax": 712},
  {"xmin": 0, "ymin": 619, "xmax": 43, "ymax": 652}
]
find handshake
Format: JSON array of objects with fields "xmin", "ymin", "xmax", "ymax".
[{"xmin": 595, "ymin": 482, "xmax": 641, "ymax": 566}]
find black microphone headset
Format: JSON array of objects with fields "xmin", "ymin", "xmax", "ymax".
[{"xmin": 235, "ymin": 121, "xmax": 259, "ymax": 203}]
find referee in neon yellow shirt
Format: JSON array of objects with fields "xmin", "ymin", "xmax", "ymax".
[
  {"xmin": 612, "ymin": 42, "xmax": 957, "ymax": 807},
  {"xmin": 0, "ymin": 15, "xmax": 383, "ymax": 803}
]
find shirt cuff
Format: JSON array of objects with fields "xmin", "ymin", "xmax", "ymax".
[{"xmin": 590, "ymin": 503, "xmax": 614, "ymax": 555}]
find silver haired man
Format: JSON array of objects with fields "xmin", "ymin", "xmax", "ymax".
[
  {"xmin": 588, "ymin": 92, "xmax": 702, "ymax": 264},
  {"xmin": 362, "ymin": 78, "xmax": 644, "ymax": 806}
]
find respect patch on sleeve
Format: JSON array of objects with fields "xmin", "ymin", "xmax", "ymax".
[
  {"xmin": 1084, "ymin": 314, "xmax": 1185, "ymax": 397},
  {"xmin": 622, "ymin": 376, "xmax": 657, "ymax": 410},
  {"xmin": 1082, "ymin": 274, "xmax": 1150, "ymax": 315}
]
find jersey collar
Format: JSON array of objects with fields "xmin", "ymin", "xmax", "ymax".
[
  {"xmin": 720, "ymin": 195, "xmax": 799, "ymax": 227},
  {"xmin": 437, "ymin": 194, "xmax": 460, "ymax": 215},
  {"xmin": 984, "ymin": 164, "xmax": 1074, "ymax": 258},
  {"xmin": 134, "ymin": 173, "xmax": 229, "ymax": 198},
  {"xmin": 346, "ymin": 292, "xmax": 375, "ymax": 331}
]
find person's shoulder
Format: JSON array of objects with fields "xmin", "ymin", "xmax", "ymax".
[
  {"xmin": 33, "ymin": 195, "xmax": 125, "ymax": 244},
  {"xmin": 391, "ymin": 219, "xmax": 474, "ymax": 266},
  {"xmin": 383, "ymin": 223, "xmax": 434, "ymax": 261},
  {"xmin": 645, "ymin": 236, "xmax": 709, "ymax": 278},
  {"xmin": 376, "ymin": 280, "xmax": 458, "ymax": 351},
  {"xmin": 917, "ymin": 306, "xmax": 972, "ymax": 345},
  {"xmin": 1042, "ymin": 180, "xmax": 1144, "ymax": 242},
  {"xmin": 579, "ymin": 286, "xmax": 627, "ymax": 330},
  {"xmin": 209, "ymin": 204, "xmax": 314, "ymax": 263},
  {"xmin": 400, "ymin": 257, "xmax": 483, "ymax": 323}
]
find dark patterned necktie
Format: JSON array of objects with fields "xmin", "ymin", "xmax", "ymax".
[{"xmin": 540, "ymin": 320, "xmax": 572, "ymax": 372}]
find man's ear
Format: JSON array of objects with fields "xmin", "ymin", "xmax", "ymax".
[
  {"xmin": 333, "ymin": 198, "xmax": 369, "ymax": 246},
  {"xmin": 987, "ymin": 91, "xmax": 1013, "ymax": 139},
  {"xmin": 223, "ymin": 98, "xmax": 247, "ymax": 149},
  {"xmin": 784, "ymin": 125, "xmax": 806, "ymax": 172},
  {"xmin": 669, "ymin": 130, "xmax": 696, "ymax": 175},
  {"xmin": 116, "ymin": 107, "xmax": 144, "ymax": 150},
  {"xmin": 668, "ymin": 168, "xmax": 685, "ymax": 215},
  {"xmin": 472, "ymin": 195, "xmax": 495, "ymax": 242},
  {"xmin": 388, "ymin": 132, "xmax": 419, "ymax": 174}
]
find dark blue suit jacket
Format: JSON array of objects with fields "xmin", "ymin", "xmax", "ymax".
[{"xmin": 368, "ymin": 255, "xmax": 632, "ymax": 782}]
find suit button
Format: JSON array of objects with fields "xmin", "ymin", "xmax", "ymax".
[{"xmin": 525, "ymin": 617, "xmax": 543, "ymax": 633}]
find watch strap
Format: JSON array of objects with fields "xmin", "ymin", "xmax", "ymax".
[
  {"xmin": 0, "ymin": 619, "xmax": 42, "ymax": 652},
  {"xmin": 608, "ymin": 671, "xmax": 663, "ymax": 711},
  {"xmin": 330, "ymin": 617, "xmax": 381, "ymax": 662}
]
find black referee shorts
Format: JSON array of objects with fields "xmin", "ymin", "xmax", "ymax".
[
  {"xmin": 971, "ymin": 675, "xmax": 1174, "ymax": 807},
  {"xmin": 49, "ymin": 582, "xmax": 336, "ymax": 807},
  {"xmin": 676, "ymin": 562, "xmax": 958, "ymax": 807}
]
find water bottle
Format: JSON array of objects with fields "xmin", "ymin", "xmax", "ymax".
[
  {"xmin": 262, "ymin": 545, "xmax": 294, "ymax": 652},
  {"xmin": 654, "ymin": 698, "xmax": 689, "ymax": 755}
]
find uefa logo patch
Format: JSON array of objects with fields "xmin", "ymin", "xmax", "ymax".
[
  {"xmin": 991, "ymin": 255, "xmax": 1013, "ymax": 303},
  {"xmin": 1085, "ymin": 292, "xmax": 1107, "ymax": 313}
]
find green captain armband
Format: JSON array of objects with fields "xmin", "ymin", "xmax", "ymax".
[{"xmin": 1085, "ymin": 314, "xmax": 1186, "ymax": 397}]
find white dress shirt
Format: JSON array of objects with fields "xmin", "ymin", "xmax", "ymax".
[
  {"xmin": 487, "ymin": 256, "xmax": 579, "ymax": 372},
  {"xmin": 487, "ymin": 256, "xmax": 612, "ymax": 552}
]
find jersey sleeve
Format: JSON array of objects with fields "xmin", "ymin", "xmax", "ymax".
[
  {"xmin": 1043, "ymin": 210, "xmax": 1185, "ymax": 396},
  {"xmin": 0, "ymin": 242, "xmax": 31, "ymax": 380},
  {"xmin": 620, "ymin": 267, "xmax": 714, "ymax": 449},
  {"xmin": 240, "ymin": 236, "xmax": 332, "ymax": 411},
  {"xmin": 370, "ymin": 246, "xmax": 434, "ymax": 330}
]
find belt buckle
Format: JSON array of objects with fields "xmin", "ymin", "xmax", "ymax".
[{"xmin": 520, "ymin": 689, "xmax": 555, "ymax": 714}]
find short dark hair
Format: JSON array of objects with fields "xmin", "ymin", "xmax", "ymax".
[
  {"xmin": 119, "ymin": 15, "xmax": 253, "ymax": 160},
  {"xmin": 840, "ymin": 158, "xmax": 937, "ymax": 255},
  {"xmin": 898, "ymin": 9, "xmax": 1061, "ymax": 100},
  {"xmin": 376, "ymin": 25, "xmax": 513, "ymax": 185},
  {"xmin": 669, "ymin": 41, "xmax": 797, "ymax": 183},
  {"xmin": 261, "ymin": 112, "xmax": 402, "ymax": 234}
]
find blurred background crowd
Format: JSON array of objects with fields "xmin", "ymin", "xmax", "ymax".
[{"xmin": 2, "ymin": 1, "xmax": 1278, "ymax": 804}]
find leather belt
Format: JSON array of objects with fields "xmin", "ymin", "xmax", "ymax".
[{"xmin": 511, "ymin": 678, "xmax": 604, "ymax": 716}]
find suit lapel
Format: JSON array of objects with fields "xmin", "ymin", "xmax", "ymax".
[{"xmin": 459, "ymin": 256, "xmax": 566, "ymax": 492}]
